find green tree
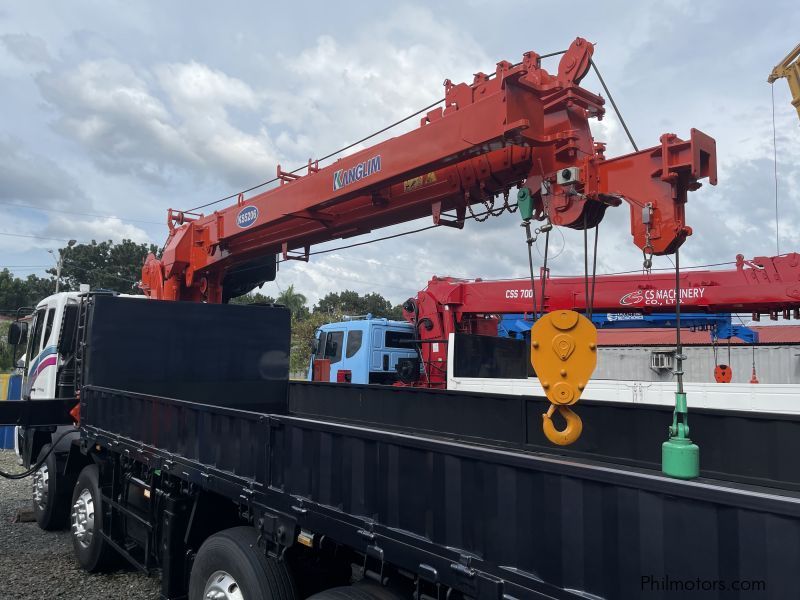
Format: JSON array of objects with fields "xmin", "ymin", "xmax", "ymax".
[
  {"xmin": 53, "ymin": 239, "xmax": 159, "ymax": 294},
  {"xmin": 230, "ymin": 291, "xmax": 276, "ymax": 305},
  {"xmin": 289, "ymin": 311, "xmax": 339, "ymax": 376},
  {"xmin": 314, "ymin": 290, "xmax": 402, "ymax": 319},
  {"xmin": 277, "ymin": 284, "xmax": 309, "ymax": 320},
  {"xmin": 24, "ymin": 274, "xmax": 57, "ymax": 302},
  {"xmin": 0, "ymin": 269, "xmax": 57, "ymax": 311},
  {"xmin": 0, "ymin": 320, "xmax": 14, "ymax": 372}
]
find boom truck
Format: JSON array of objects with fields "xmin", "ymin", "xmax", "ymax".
[{"xmin": 6, "ymin": 38, "xmax": 799, "ymax": 600}]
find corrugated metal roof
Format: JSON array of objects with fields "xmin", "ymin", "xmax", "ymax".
[{"xmin": 597, "ymin": 325, "xmax": 800, "ymax": 346}]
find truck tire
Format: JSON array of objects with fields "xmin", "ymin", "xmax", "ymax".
[
  {"xmin": 189, "ymin": 526, "xmax": 297, "ymax": 600},
  {"xmin": 32, "ymin": 444, "xmax": 68, "ymax": 530},
  {"xmin": 70, "ymin": 464, "xmax": 116, "ymax": 572}
]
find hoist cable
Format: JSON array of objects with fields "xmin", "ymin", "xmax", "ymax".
[
  {"xmin": 540, "ymin": 229, "xmax": 551, "ymax": 316},
  {"xmin": 771, "ymin": 83, "xmax": 780, "ymax": 255},
  {"xmin": 523, "ymin": 221, "xmax": 539, "ymax": 321},
  {"xmin": 674, "ymin": 247, "xmax": 684, "ymax": 394},
  {"xmin": 582, "ymin": 216, "xmax": 600, "ymax": 320},
  {"xmin": 590, "ymin": 222, "xmax": 599, "ymax": 317},
  {"xmin": 583, "ymin": 216, "xmax": 590, "ymax": 320},
  {"xmin": 712, "ymin": 331, "xmax": 718, "ymax": 365},
  {"xmin": 590, "ymin": 59, "xmax": 638, "ymax": 152}
]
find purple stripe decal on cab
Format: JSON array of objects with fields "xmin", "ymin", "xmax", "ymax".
[{"xmin": 29, "ymin": 355, "xmax": 57, "ymax": 389}]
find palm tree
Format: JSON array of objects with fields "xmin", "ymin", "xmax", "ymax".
[{"xmin": 277, "ymin": 285, "xmax": 308, "ymax": 318}]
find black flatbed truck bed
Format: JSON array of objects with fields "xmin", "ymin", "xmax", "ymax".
[
  {"xmin": 79, "ymin": 382, "xmax": 800, "ymax": 600},
  {"xmin": 5, "ymin": 295, "xmax": 799, "ymax": 599}
]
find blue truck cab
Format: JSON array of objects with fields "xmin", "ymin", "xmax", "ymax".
[{"xmin": 307, "ymin": 315, "xmax": 418, "ymax": 384}]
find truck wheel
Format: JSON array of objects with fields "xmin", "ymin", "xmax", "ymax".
[
  {"xmin": 189, "ymin": 526, "xmax": 296, "ymax": 600},
  {"xmin": 70, "ymin": 464, "xmax": 116, "ymax": 572},
  {"xmin": 32, "ymin": 444, "xmax": 68, "ymax": 530}
]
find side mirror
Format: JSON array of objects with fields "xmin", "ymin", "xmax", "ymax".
[
  {"xmin": 7, "ymin": 321, "xmax": 27, "ymax": 346},
  {"xmin": 311, "ymin": 338, "xmax": 319, "ymax": 354}
]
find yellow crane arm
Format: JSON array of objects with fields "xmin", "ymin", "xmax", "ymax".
[{"xmin": 768, "ymin": 43, "xmax": 800, "ymax": 121}]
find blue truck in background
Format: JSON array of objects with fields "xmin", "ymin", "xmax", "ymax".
[{"xmin": 307, "ymin": 315, "xmax": 419, "ymax": 384}]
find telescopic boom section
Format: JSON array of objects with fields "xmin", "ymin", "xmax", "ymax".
[
  {"xmin": 141, "ymin": 37, "xmax": 717, "ymax": 303},
  {"xmin": 404, "ymin": 253, "xmax": 800, "ymax": 387}
]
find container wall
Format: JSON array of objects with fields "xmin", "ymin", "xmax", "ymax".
[{"xmin": 595, "ymin": 345, "xmax": 800, "ymax": 384}]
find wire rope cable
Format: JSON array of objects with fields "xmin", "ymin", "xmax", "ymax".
[{"xmin": 771, "ymin": 83, "xmax": 780, "ymax": 254}]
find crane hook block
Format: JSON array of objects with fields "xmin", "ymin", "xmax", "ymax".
[
  {"xmin": 542, "ymin": 405, "xmax": 583, "ymax": 446},
  {"xmin": 531, "ymin": 310, "xmax": 598, "ymax": 405},
  {"xmin": 531, "ymin": 310, "xmax": 597, "ymax": 445}
]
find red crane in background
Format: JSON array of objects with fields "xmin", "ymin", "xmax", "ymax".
[
  {"xmin": 402, "ymin": 253, "xmax": 800, "ymax": 387},
  {"xmin": 141, "ymin": 37, "xmax": 716, "ymax": 303}
]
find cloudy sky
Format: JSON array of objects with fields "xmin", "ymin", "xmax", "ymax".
[{"xmin": 1, "ymin": 0, "xmax": 799, "ymax": 307}]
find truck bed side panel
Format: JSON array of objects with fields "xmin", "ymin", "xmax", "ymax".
[
  {"xmin": 274, "ymin": 414, "xmax": 800, "ymax": 599},
  {"xmin": 289, "ymin": 381, "xmax": 800, "ymax": 491}
]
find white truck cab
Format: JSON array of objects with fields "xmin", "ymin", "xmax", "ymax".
[
  {"xmin": 22, "ymin": 291, "xmax": 82, "ymax": 400},
  {"xmin": 6, "ymin": 289, "xmax": 143, "ymax": 530},
  {"xmin": 8, "ymin": 291, "xmax": 84, "ymax": 469},
  {"xmin": 11, "ymin": 289, "xmax": 146, "ymax": 462}
]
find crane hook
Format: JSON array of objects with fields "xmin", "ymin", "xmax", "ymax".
[{"xmin": 542, "ymin": 404, "xmax": 583, "ymax": 446}]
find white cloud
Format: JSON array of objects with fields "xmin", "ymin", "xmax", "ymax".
[
  {"xmin": 42, "ymin": 215, "xmax": 150, "ymax": 245},
  {"xmin": 264, "ymin": 8, "xmax": 489, "ymax": 163},
  {"xmin": 36, "ymin": 56, "xmax": 283, "ymax": 187},
  {"xmin": 155, "ymin": 61, "xmax": 259, "ymax": 110},
  {"xmin": 26, "ymin": 5, "xmax": 481, "ymax": 183}
]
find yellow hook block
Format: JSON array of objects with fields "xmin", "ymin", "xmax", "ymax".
[{"xmin": 531, "ymin": 310, "xmax": 597, "ymax": 445}]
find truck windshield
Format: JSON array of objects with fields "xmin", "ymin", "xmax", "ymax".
[
  {"xmin": 29, "ymin": 308, "xmax": 46, "ymax": 356},
  {"xmin": 316, "ymin": 332, "xmax": 327, "ymax": 359},
  {"xmin": 385, "ymin": 330, "xmax": 414, "ymax": 349},
  {"xmin": 43, "ymin": 308, "xmax": 55, "ymax": 347}
]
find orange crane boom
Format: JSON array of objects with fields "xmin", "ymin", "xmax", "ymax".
[{"xmin": 141, "ymin": 37, "xmax": 716, "ymax": 303}]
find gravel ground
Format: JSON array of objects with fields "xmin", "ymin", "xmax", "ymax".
[{"xmin": 0, "ymin": 450, "xmax": 160, "ymax": 600}]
